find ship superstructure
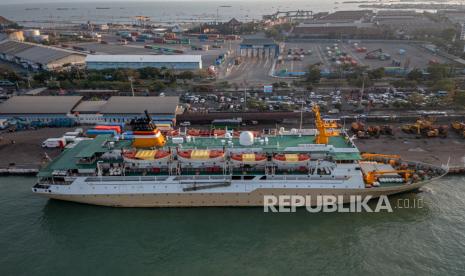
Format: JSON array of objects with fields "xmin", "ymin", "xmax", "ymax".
[{"xmin": 32, "ymin": 107, "xmax": 447, "ymax": 207}]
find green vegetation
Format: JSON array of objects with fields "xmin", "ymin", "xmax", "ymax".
[
  {"xmin": 27, "ymin": 67, "xmax": 208, "ymax": 91},
  {"xmin": 306, "ymin": 65, "xmax": 321, "ymax": 84}
]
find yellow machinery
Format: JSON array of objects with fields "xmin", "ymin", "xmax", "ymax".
[
  {"xmin": 312, "ymin": 105, "xmax": 340, "ymax": 144},
  {"xmin": 361, "ymin": 153, "xmax": 401, "ymax": 166},
  {"xmin": 402, "ymin": 117, "xmax": 435, "ymax": 135},
  {"xmin": 363, "ymin": 170, "xmax": 414, "ymax": 186},
  {"xmin": 451, "ymin": 121, "xmax": 465, "ymax": 138}
]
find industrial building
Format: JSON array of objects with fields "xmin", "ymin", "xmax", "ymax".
[
  {"xmin": 0, "ymin": 96, "xmax": 181, "ymax": 126},
  {"xmin": 0, "ymin": 40, "xmax": 86, "ymax": 71},
  {"xmin": 72, "ymin": 96, "xmax": 181, "ymax": 125},
  {"xmin": 293, "ymin": 22, "xmax": 378, "ymax": 38},
  {"xmin": 0, "ymin": 96, "xmax": 83, "ymax": 123},
  {"xmin": 86, "ymin": 55, "xmax": 202, "ymax": 70}
]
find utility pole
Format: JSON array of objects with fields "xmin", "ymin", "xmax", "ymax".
[
  {"xmin": 358, "ymin": 72, "xmax": 367, "ymax": 110},
  {"xmin": 129, "ymin": 77, "xmax": 135, "ymax": 97},
  {"xmin": 244, "ymin": 87, "xmax": 247, "ymax": 111}
]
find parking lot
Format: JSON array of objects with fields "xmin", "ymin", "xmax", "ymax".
[{"xmin": 277, "ymin": 40, "xmax": 448, "ymax": 73}]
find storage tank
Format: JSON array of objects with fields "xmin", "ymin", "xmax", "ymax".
[{"xmin": 24, "ymin": 29, "xmax": 40, "ymax": 37}]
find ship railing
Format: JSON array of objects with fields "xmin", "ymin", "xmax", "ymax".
[
  {"xmin": 85, "ymin": 175, "xmax": 170, "ymax": 183},
  {"xmin": 174, "ymin": 175, "xmax": 232, "ymax": 182},
  {"xmin": 266, "ymin": 175, "xmax": 350, "ymax": 181}
]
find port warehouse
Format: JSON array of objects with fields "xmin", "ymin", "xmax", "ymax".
[
  {"xmin": 0, "ymin": 96, "xmax": 181, "ymax": 126},
  {"xmin": 85, "ymin": 55, "xmax": 202, "ymax": 70},
  {"xmin": 0, "ymin": 40, "xmax": 86, "ymax": 71}
]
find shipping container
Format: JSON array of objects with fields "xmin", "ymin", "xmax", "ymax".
[{"xmin": 42, "ymin": 138, "xmax": 66, "ymax": 148}]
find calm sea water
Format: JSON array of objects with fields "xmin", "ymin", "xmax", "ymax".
[
  {"xmin": 0, "ymin": 1, "xmax": 356, "ymax": 25},
  {"xmin": 1, "ymin": 176, "xmax": 465, "ymax": 275}
]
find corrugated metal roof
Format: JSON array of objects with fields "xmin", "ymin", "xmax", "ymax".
[
  {"xmin": 0, "ymin": 40, "xmax": 85, "ymax": 65},
  {"xmin": 0, "ymin": 96, "xmax": 83, "ymax": 114},
  {"xmin": 99, "ymin": 96, "xmax": 179, "ymax": 114},
  {"xmin": 72, "ymin": 100, "xmax": 107, "ymax": 113},
  {"xmin": 15, "ymin": 47, "xmax": 75, "ymax": 65},
  {"xmin": 0, "ymin": 40, "xmax": 34, "ymax": 55},
  {"xmin": 86, "ymin": 54, "xmax": 202, "ymax": 63}
]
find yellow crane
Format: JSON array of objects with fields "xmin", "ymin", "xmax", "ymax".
[
  {"xmin": 364, "ymin": 170, "xmax": 414, "ymax": 186},
  {"xmin": 312, "ymin": 105, "xmax": 340, "ymax": 144}
]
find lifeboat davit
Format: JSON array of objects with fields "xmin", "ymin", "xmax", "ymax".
[
  {"xmin": 187, "ymin": 129, "xmax": 226, "ymax": 137},
  {"xmin": 122, "ymin": 149, "xmax": 171, "ymax": 167},
  {"xmin": 230, "ymin": 153, "xmax": 267, "ymax": 166},
  {"xmin": 273, "ymin": 153, "xmax": 310, "ymax": 167},
  {"xmin": 177, "ymin": 149, "xmax": 225, "ymax": 163}
]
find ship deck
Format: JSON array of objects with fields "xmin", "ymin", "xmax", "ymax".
[
  {"xmin": 38, "ymin": 133, "xmax": 361, "ymax": 178},
  {"xmin": 166, "ymin": 135, "xmax": 354, "ymax": 150}
]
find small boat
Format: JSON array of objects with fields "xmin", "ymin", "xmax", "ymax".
[
  {"xmin": 273, "ymin": 153, "xmax": 310, "ymax": 167},
  {"xmin": 177, "ymin": 149, "xmax": 225, "ymax": 164},
  {"xmin": 230, "ymin": 153, "xmax": 267, "ymax": 166},
  {"xmin": 122, "ymin": 149, "xmax": 171, "ymax": 168}
]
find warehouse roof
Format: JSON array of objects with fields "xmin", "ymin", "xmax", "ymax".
[
  {"xmin": 0, "ymin": 96, "xmax": 83, "ymax": 114},
  {"xmin": 0, "ymin": 40, "xmax": 85, "ymax": 65},
  {"xmin": 0, "ymin": 40, "xmax": 34, "ymax": 55},
  {"xmin": 86, "ymin": 55, "xmax": 202, "ymax": 63},
  {"xmin": 98, "ymin": 96, "xmax": 179, "ymax": 114},
  {"xmin": 72, "ymin": 100, "xmax": 107, "ymax": 113}
]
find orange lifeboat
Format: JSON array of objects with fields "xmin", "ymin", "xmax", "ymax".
[
  {"xmin": 177, "ymin": 149, "xmax": 225, "ymax": 163},
  {"xmin": 273, "ymin": 153, "xmax": 310, "ymax": 167},
  {"xmin": 187, "ymin": 129, "xmax": 200, "ymax": 136},
  {"xmin": 230, "ymin": 153, "xmax": 267, "ymax": 166},
  {"xmin": 122, "ymin": 149, "xmax": 171, "ymax": 167}
]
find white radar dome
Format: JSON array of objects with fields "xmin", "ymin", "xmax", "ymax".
[{"xmin": 239, "ymin": 131, "xmax": 254, "ymax": 146}]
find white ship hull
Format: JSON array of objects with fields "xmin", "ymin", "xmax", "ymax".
[{"xmin": 33, "ymin": 167, "xmax": 445, "ymax": 207}]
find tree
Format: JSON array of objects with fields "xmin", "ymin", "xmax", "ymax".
[
  {"xmin": 407, "ymin": 68, "xmax": 423, "ymax": 81},
  {"xmin": 407, "ymin": 92, "xmax": 425, "ymax": 107},
  {"xmin": 432, "ymin": 79, "xmax": 455, "ymax": 92},
  {"xmin": 178, "ymin": 71, "xmax": 194, "ymax": 80},
  {"xmin": 368, "ymin": 67, "xmax": 385, "ymax": 79},
  {"xmin": 427, "ymin": 64, "xmax": 450, "ymax": 81},
  {"xmin": 151, "ymin": 80, "xmax": 166, "ymax": 92},
  {"xmin": 307, "ymin": 66, "xmax": 321, "ymax": 83}
]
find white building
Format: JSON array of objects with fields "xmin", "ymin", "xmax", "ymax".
[{"xmin": 86, "ymin": 55, "xmax": 202, "ymax": 70}]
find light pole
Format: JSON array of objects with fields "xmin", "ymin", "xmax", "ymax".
[{"xmin": 128, "ymin": 77, "xmax": 135, "ymax": 97}]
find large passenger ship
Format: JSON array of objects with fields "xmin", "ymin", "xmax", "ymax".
[{"xmin": 32, "ymin": 107, "xmax": 447, "ymax": 207}]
